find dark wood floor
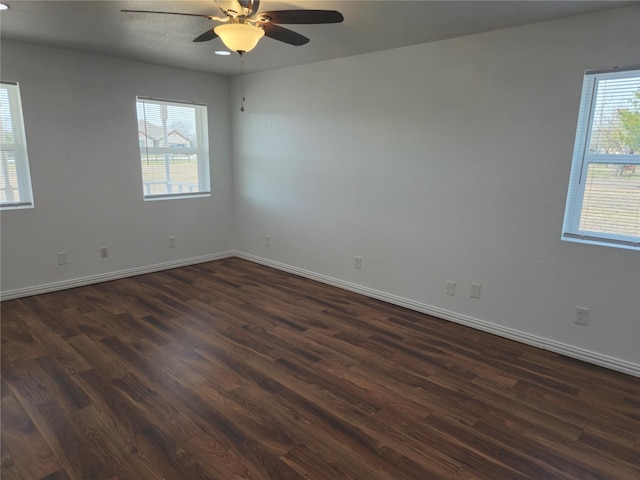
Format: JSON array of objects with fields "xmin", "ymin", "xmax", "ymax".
[{"xmin": 1, "ymin": 258, "xmax": 639, "ymax": 480}]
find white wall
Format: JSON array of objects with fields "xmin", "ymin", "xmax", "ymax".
[
  {"xmin": 1, "ymin": 41, "xmax": 234, "ymax": 294},
  {"xmin": 232, "ymin": 7, "xmax": 640, "ymax": 372}
]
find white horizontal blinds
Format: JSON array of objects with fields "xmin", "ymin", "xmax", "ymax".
[
  {"xmin": 0, "ymin": 81, "xmax": 33, "ymax": 208},
  {"xmin": 136, "ymin": 97, "xmax": 209, "ymax": 198},
  {"xmin": 588, "ymin": 76, "xmax": 640, "ymax": 155},
  {"xmin": 579, "ymin": 163, "xmax": 639, "ymax": 239},
  {"xmin": 562, "ymin": 68, "xmax": 640, "ymax": 249},
  {"xmin": 579, "ymin": 71, "xmax": 640, "ymax": 243}
]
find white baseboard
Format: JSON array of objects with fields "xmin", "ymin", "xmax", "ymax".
[
  {"xmin": 235, "ymin": 252, "xmax": 640, "ymax": 378},
  {"xmin": 0, "ymin": 251, "xmax": 236, "ymax": 301}
]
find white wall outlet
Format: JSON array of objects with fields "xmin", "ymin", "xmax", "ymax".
[
  {"xmin": 446, "ymin": 280, "xmax": 456, "ymax": 296},
  {"xmin": 470, "ymin": 283, "xmax": 481, "ymax": 298},
  {"xmin": 265, "ymin": 235, "xmax": 271, "ymax": 247},
  {"xmin": 57, "ymin": 251, "xmax": 68, "ymax": 265},
  {"xmin": 100, "ymin": 247, "xmax": 109, "ymax": 258},
  {"xmin": 169, "ymin": 236, "xmax": 176, "ymax": 248},
  {"xmin": 576, "ymin": 307, "xmax": 589, "ymax": 326},
  {"xmin": 355, "ymin": 256, "xmax": 362, "ymax": 269}
]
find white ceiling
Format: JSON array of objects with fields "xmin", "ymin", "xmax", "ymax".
[{"xmin": 0, "ymin": 1, "xmax": 634, "ymax": 76}]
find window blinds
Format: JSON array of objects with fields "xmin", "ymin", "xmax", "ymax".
[
  {"xmin": 563, "ymin": 68, "xmax": 640, "ymax": 249},
  {"xmin": 0, "ymin": 81, "xmax": 33, "ymax": 208},
  {"xmin": 136, "ymin": 97, "xmax": 210, "ymax": 199}
]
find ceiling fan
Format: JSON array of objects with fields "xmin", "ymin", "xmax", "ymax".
[{"xmin": 122, "ymin": 0, "xmax": 344, "ymax": 55}]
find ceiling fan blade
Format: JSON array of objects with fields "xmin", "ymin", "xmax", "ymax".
[
  {"xmin": 238, "ymin": 0, "xmax": 260, "ymax": 15},
  {"xmin": 258, "ymin": 10, "xmax": 344, "ymax": 24},
  {"xmin": 262, "ymin": 24, "xmax": 309, "ymax": 46},
  {"xmin": 121, "ymin": 10, "xmax": 214, "ymax": 19},
  {"xmin": 193, "ymin": 29, "xmax": 219, "ymax": 42}
]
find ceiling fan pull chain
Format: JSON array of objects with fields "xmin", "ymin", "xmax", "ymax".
[{"xmin": 240, "ymin": 55, "xmax": 246, "ymax": 112}]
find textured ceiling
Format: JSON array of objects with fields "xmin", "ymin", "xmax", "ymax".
[{"xmin": 0, "ymin": 1, "xmax": 634, "ymax": 76}]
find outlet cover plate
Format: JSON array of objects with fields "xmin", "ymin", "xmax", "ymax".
[
  {"xmin": 576, "ymin": 307, "xmax": 589, "ymax": 325},
  {"xmin": 446, "ymin": 281, "xmax": 456, "ymax": 296},
  {"xmin": 57, "ymin": 252, "xmax": 68, "ymax": 265}
]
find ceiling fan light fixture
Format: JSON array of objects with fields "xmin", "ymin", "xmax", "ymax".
[{"xmin": 214, "ymin": 23, "xmax": 264, "ymax": 54}]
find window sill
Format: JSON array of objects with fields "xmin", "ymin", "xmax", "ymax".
[
  {"xmin": 143, "ymin": 192, "xmax": 211, "ymax": 202},
  {"xmin": 1, "ymin": 202, "xmax": 34, "ymax": 210},
  {"xmin": 562, "ymin": 233, "xmax": 639, "ymax": 251}
]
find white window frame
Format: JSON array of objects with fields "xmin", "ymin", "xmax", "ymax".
[
  {"xmin": 136, "ymin": 96, "xmax": 210, "ymax": 200},
  {"xmin": 1, "ymin": 81, "xmax": 34, "ymax": 209},
  {"xmin": 562, "ymin": 67, "xmax": 640, "ymax": 250}
]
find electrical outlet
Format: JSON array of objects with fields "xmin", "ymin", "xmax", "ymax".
[
  {"xmin": 57, "ymin": 251, "xmax": 68, "ymax": 265},
  {"xmin": 354, "ymin": 256, "xmax": 362, "ymax": 269},
  {"xmin": 100, "ymin": 247, "xmax": 109, "ymax": 258},
  {"xmin": 470, "ymin": 283, "xmax": 481, "ymax": 299},
  {"xmin": 265, "ymin": 235, "xmax": 271, "ymax": 247},
  {"xmin": 576, "ymin": 307, "xmax": 589, "ymax": 326},
  {"xmin": 169, "ymin": 236, "xmax": 176, "ymax": 248},
  {"xmin": 446, "ymin": 280, "xmax": 456, "ymax": 296}
]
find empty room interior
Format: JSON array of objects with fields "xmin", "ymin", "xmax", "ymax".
[{"xmin": 1, "ymin": 1, "xmax": 639, "ymax": 479}]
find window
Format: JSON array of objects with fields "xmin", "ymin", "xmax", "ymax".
[
  {"xmin": 563, "ymin": 67, "xmax": 640, "ymax": 250},
  {"xmin": 136, "ymin": 97, "xmax": 210, "ymax": 199},
  {"xmin": 1, "ymin": 81, "xmax": 34, "ymax": 209}
]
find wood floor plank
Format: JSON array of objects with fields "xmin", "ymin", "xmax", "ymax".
[
  {"xmin": 1, "ymin": 395, "xmax": 61, "ymax": 479},
  {"xmin": 2, "ymin": 257, "xmax": 639, "ymax": 479},
  {"xmin": 71, "ymin": 403, "xmax": 161, "ymax": 479},
  {"xmin": 1, "ymin": 321, "xmax": 46, "ymax": 369}
]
